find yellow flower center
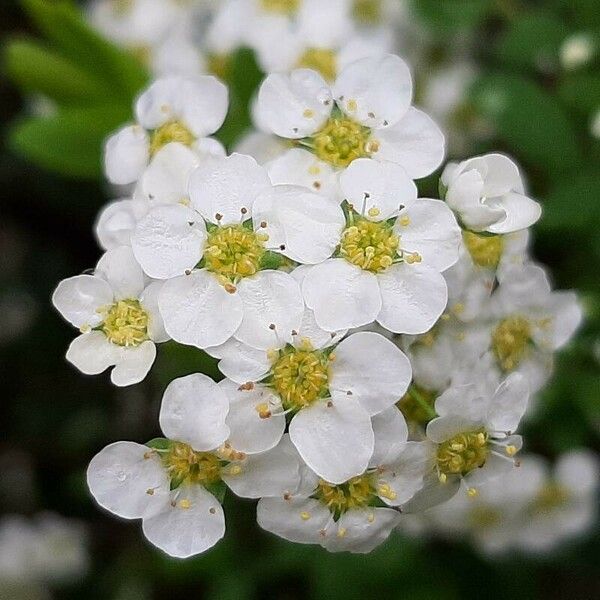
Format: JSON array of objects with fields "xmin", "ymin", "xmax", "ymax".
[
  {"xmin": 311, "ymin": 115, "xmax": 373, "ymax": 168},
  {"xmin": 260, "ymin": 0, "xmax": 300, "ymax": 14},
  {"xmin": 397, "ymin": 385, "xmax": 437, "ymax": 426},
  {"xmin": 339, "ymin": 217, "xmax": 399, "ymax": 273},
  {"xmin": 315, "ymin": 475, "xmax": 375, "ymax": 515},
  {"xmin": 207, "ymin": 53, "xmax": 232, "ymax": 81},
  {"xmin": 470, "ymin": 505, "xmax": 502, "ymax": 529},
  {"xmin": 492, "ymin": 316, "xmax": 532, "ymax": 372},
  {"xmin": 462, "ymin": 230, "xmax": 505, "ymax": 269},
  {"xmin": 531, "ymin": 482, "xmax": 570, "ymax": 514},
  {"xmin": 101, "ymin": 299, "xmax": 149, "ymax": 347},
  {"xmin": 111, "ymin": 0, "xmax": 134, "ymax": 15},
  {"xmin": 437, "ymin": 429, "xmax": 489, "ymax": 477},
  {"xmin": 352, "ymin": 0, "xmax": 382, "ymax": 24},
  {"xmin": 162, "ymin": 442, "xmax": 222, "ymax": 487},
  {"xmin": 149, "ymin": 121, "xmax": 195, "ymax": 157},
  {"xmin": 271, "ymin": 346, "xmax": 330, "ymax": 410},
  {"xmin": 297, "ymin": 48, "xmax": 337, "ymax": 82},
  {"xmin": 204, "ymin": 225, "xmax": 266, "ymax": 283}
]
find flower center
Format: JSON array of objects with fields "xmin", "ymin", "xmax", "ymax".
[
  {"xmin": 437, "ymin": 429, "xmax": 489, "ymax": 477},
  {"xmin": 397, "ymin": 385, "xmax": 437, "ymax": 426},
  {"xmin": 101, "ymin": 299, "xmax": 149, "ymax": 347},
  {"xmin": 270, "ymin": 346, "xmax": 330, "ymax": 411},
  {"xmin": 492, "ymin": 316, "xmax": 532, "ymax": 372},
  {"xmin": 339, "ymin": 217, "xmax": 399, "ymax": 273},
  {"xmin": 260, "ymin": 0, "xmax": 300, "ymax": 14},
  {"xmin": 297, "ymin": 48, "xmax": 337, "ymax": 82},
  {"xmin": 462, "ymin": 231, "xmax": 504, "ymax": 269},
  {"xmin": 207, "ymin": 53, "xmax": 232, "ymax": 81},
  {"xmin": 531, "ymin": 482, "xmax": 570, "ymax": 514},
  {"xmin": 111, "ymin": 0, "xmax": 134, "ymax": 15},
  {"xmin": 311, "ymin": 115, "xmax": 374, "ymax": 168},
  {"xmin": 353, "ymin": 0, "xmax": 382, "ymax": 24},
  {"xmin": 204, "ymin": 225, "xmax": 266, "ymax": 283},
  {"xmin": 470, "ymin": 505, "xmax": 501, "ymax": 529},
  {"xmin": 315, "ymin": 475, "xmax": 376, "ymax": 516},
  {"xmin": 149, "ymin": 120, "xmax": 195, "ymax": 156},
  {"xmin": 162, "ymin": 442, "xmax": 222, "ymax": 487}
]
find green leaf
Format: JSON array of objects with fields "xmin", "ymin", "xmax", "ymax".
[
  {"xmin": 558, "ymin": 73, "xmax": 600, "ymax": 115},
  {"xmin": 9, "ymin": 104, "xmax": 130, "ymax": 178},
  {"xmin": 470, "ymin": 73, "xmax": 580, "ymax": 177},
  {"xmin": 410, "ymin": 0, "xmax": 493, "ymax": 34},
  {"xmin": 205, "ymin": 481, "xmax": 227, "ymax": 504},
  {"xmin": 4, "ymin": 38, "xmax": 107, "ymax": 105}
]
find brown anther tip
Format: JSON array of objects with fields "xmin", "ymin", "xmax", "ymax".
[
  {"xmin": 241, "ymin": 207, "xmax": 248, "ymax": 214},
  {"xmin": 368, "ymin": 112, "xmax": 375, "ymax": 118},
  {"xmin": 383, "ymin": 120, "xmax": 389, "ymax": 126},
  {"xmin": 319, "ymin": 529, "xmax": 327, "ymax": 537},
  {"xmin": 238, "ymin": 382, "xmax": 255, "ymax": 391},
  {"xmin": 291, "ymin": 330, "xmax": 298, "ymax": 336},
  {"xmin": 279, "ymin": 244, "xmax": 286, "ymax": 250},
  {"xmin": 185, "ymin": 269, "xmax": 192, "ymax": 275},
  {"xmin": 260, "ymin": 221, "xmax": 267, "ymax": 228},
  {"xmin": 209, "ymin": 507, "xmax": 216, "ymax": 514},
  {"xmin": 171, "ymin": 501, "xmax": 177, "ymax": 507},
  {"xmin": 313, "ymin": 181, "xmax": 321, "ymax": 189},
  {"xmin": 326, "ymin": 401, "xmax": 333, "ymax": 408},
  {"xmin": 515, "ymin": 460, "xmax": 521, "ymax": 467},
  {"xmin": 283, "ymin": 492, "xmax": 291, "ymax": 501},
  {"xmin": 259, "ymin": 411, "xmax": 272, "ymax": 419},
  {"xmin": 224, "ymin": 283, "xmax": 237, "ymax": 294},
  {"xmin": 146, "ymin": 488, "xmax": 154, "ymax": 495},
  {"xmin": 347, "ymin": 203, "xmax": 354, "ymax": 211},
  {"xmin": 269, "ymin": 323, "xmax": 276, "ymax": 330},
  {"xmin": 215, "ymin": 213, "xmax": 223, "ymax": 221},
  {"xmin": 346, "ymin": 390, "xmax": 353, "ymax": 395}
]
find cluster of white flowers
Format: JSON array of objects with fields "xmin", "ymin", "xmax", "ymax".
[{"xmin": 50, "ymin": 2, "xmax": 594, "ymax": 559}]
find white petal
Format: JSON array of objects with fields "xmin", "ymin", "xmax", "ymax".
[
  {"xmin": 253, "ymin": 184, "xmax": 345, "ymax": 264},
  {"xmin": 329, "ymin": 331, "xmax": 412, "ymax": 416},
  {"xmin": 556, "ymin": 451, "xmax": 599, "ymax": 496},
  {"xmin": 188, "ymin": 153, "xmax": 272, "ymax": 225},
  {"xmin": 142, "ymin": 485, "xmax": 225, "ymax": 558},
  {"xmin": 66, "ymin": 332, "xmax": 119, "ymax": 375},
  {"xmin": 159, "ymin": 373, "xmax": 230, "ymax": 451},
  {"xmin": 486, "ymin": 192, "xmax": 542, "ymax": 234},
  {"xmin": 333, "ymin": 54, "xmax": 412, "ymax": 129},
  {"xmin": 395, "ymin": 199, "xmax": 461, "ymax": 272},
  {"xmin": 256, "ymin": 497, "xmax": 330, "ymax": 545},
  {"xmin": 218, "ymin": 379, "xmax": 285, "ymax": 454},
  {"xmin": 294, "ymin": 307, "xmax": 347, "ymax": 351},
  {"xmin": 95, "ymin": 199, "xmax": 147, "ymax": 251},
  {"xmin": 139, "ymin": 281, "xmax": 170, "ymax": 343},
  {"xmin": 207, "ymin": 339, "xmax": 271, "ymax": 384},
  {"xmin": 289, "ymin": 397, "xmax": 374, "ymax": 484},
  {"xmin": 376, "ymin": 263, "xmax": 448, "ymax": 334},
  {"xmin": 176, "ymin": 76, "xmax": 229, "ymax": 137},
  {"xmin": 339, "ymin": 159, "xmax": 417, "ymax": 221},
  {"xmin": 402, "ymin": 471, "xmax": 461, "ymax": 513},
  {"xmin": 426, "ymin": 415, "xmax": 481, "ymax": 444},
  {"xmin": 257, "ymin": 69, "xmax": 333, "ymax": 139},
  {"xmin": 159, "ymin": 270, "xmax": 243, "ymax": 349},
  {"xmin": 374, "ymin": 107, "xmax": 445, "ymax": 179},
  {"xmin": 132, "ymin": 204, "xmax": 206, "ymax": 280},
  {"xmin": 370, "ymin": 407, "xmax": 409, "ymax": 467},
  {"xmin": 104, "ymin": 125, "xmax": 149, "ymax": 185},
  {"xmin": 193, "ymin": 136, "xmax": 227, "ymax": 158},
  {"xmin": 110, "ymin": 341, "xmax": 156, "ymax": 387},
  {"xmin": 302, "ymin": 260, "xmax": 381, "ymax": 331},
  {"xmin": 434, "ymin": 384, "xmax": 488, "ymax": 421},
  {"xmin": 234, "ymin": 271, "xmax": 304, "ymax": 351},
  {"xmin": 532, "ymin": 291, "xmax": 582, "ymax": 351},
  {"xmin": 476, "ymin": 153, "xmax": 524, "ymax": 197},
  {"xmin": 87, "ymin": 441, "xmax": 170, "ymax": 519},
  {"xmin": 135, "ymin": 77, "xmax": 182, "ymax": 129},
  {"xmin": 486, "ymin": 373, "xmax": 529, "ymax": 433},
  {"xmin": 53, "ymin": 274, "xmax": 113, "ymax": 329},
  {"xmin": 96, "ymin": 246, "xmax": 145, "ymax": 300},
  {"xmin": 223, "ymin": 436, "xmax": 301, "ymax": 498}
]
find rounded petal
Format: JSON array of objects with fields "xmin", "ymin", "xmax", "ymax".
[
  {"xmin": 289, "ymin": 397, "xmax": 374, "ymax": 484},
  {"xmin": 188, "ymin": 153, "xmax": 272, "ymax": 225},
  {"xmin": 110, "ymin": 341, "xmax": 156, "ymax": 387},
  {"xmin": 376, "ymin": 263, "xmax": 448, "ymax": 334},
  {"xmin": 66, "ymin": 332, "xmax": 119, "ymax": 375},
  {"xmin": 95, "ymin": 246, "xmax": 145, "ymax": 300},
  {"xmin": 556, "ymin": 451, "xmax": 599, "ymax": 496},
  {"xmin": 139, "ymin": 281, "xmax": 170, "ymax": 343},
  {"xmin": 234, "ymin": 271, "xmax": 304, "ymax": 350},
  {"xmin": 159, "ymin": 270, "xmax": 243, "ymax": 349},
  {"xmin": 486, "ymin": 192, "xmax": 542, "ymax": 234},
  {"xmin": 476, "ymin": 153, "xmax": 524, "ymax": 197},
  {"xmin": 426, "ymin": 415, "xmax": 481, "ymax": 444},
  {"xmin": 95, "ymin": 199, "xmax": 147, "ymax": 251},
  {"xmin": 253, "ymin": 184, "xmax": 345, "ymax": 264},
  {"xmin": 257, "ymin": 69, "xmax": 333, "ymax": 139},
  {"xmin": 176, "ymin": 76, "xmax": 229, "ymax": 137},
  {"xmin": 329, "ymin": 331, "xmax": 412, "ymax": 416},
  {"xmin": 142, "ymin": 485, "xmax": 225, "ymax": 558},
  {"xmin": 486, "ymin": 373, "xmax": 529, "ymax": 433},
  {"xmin": 370, "ymin": 407, "xmax": 409, "ymax": 466},
  {"xmin": 159, "ymin": 373, "xmax": 230, "ymax": 451},
  {"xmin": 375, "ymin": 107, "xmax": 445, "ymax": 179},
  {"xmin": 104, "ymin": 125, "xmax": 149, "ymax": 185},
  {"xmin": 132, "ymin": 204, "xmax": 207, "ymax": 279},
  {"xmin": 206, "ymin": 338, "xmax": 271, "ymax": 384},
  {"xmin": 333, "ymin": 54, "xmax": 412, "ymax": 128},
  {"xmin": 52, "ymin": 275, "xmax": 113, "ymax": 329},
  {"xmin": 86, "ymin": 441, "xmax": 170, "ymax": 520},
  {"xmin": 395, "ymin": 199, "xmax": 461, "ymax": 272},
  {"xmin": 302, "ymin": 260, "xmax": 381, "ymax": 331},
  {"xmin": 219, "ymin": 379, "xmax": 285, "ymax": 454},
  {"xmin": 339, "ymin": 159, "xmax": 417, "ymax": 221},
  {"xmin": 135, "ymin": 77, "xmax": 182, "ymax": 129}
]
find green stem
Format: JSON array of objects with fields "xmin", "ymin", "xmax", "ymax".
[{"xmin": 409, "ymin": 387, "xmax": 437, "ymax": 419}]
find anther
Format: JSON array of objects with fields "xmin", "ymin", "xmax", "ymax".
[
  {"xmin": 215, "ymin": 213, "xmax": 223, "ymax": 221},
  {"xmin": 300, "ymin": 511, "xmax": 311, "ymax": 521},
  {"xmin": 224, "ymin": 283, "xmax": 237, "ymax": 294}
]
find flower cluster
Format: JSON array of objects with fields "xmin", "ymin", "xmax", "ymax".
[{"xmin": 51, "ymin": 5, "xmax": 591, "ymax": 558}]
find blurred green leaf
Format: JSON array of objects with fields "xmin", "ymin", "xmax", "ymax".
[
  {"xmin": 410, "ymin": 0, "xmax": 493, "ymax": 34},
  {"xmin": 558, "ymin": 73, "xmax": 600, "ymax": 115},
  {"xmin": 9, "ymin": 104, "xmax": 130, "ymax": 178},
  {"xmin": 470, "ymin": 73, "xmax": 580, "ymax": 177}
]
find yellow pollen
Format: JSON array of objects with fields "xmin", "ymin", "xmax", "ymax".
[
  {"xmin": 378, "ymin": 484, "xmax": 397, "ymax": 501},
  {"xmin": 311, "ymin": 115, "xmax": 372, "ymax": 168},
  {"xmin": 467, "ymin": 487, "xmax": 479, "ymax": 498},
  {"xmin": 462, "ymin": 230, "xmax": 505, "ymax": 269},
  {"xmin": 367, "ymin": 207, "xmax": 381, "ymax": 217},
  {"xmin": 505, "ymin": 445, "xmax": 518, "ymax": 456},
  {"xmin": 300, "ymin": 511, "xmax": 311, "ymax": 521},
  {"xmin": 437, "ymin": 428, "xmax": 489, "ymax": 477},
  {"xmin": 261, "ymin": 0, "xmax": 300, "ymax": 14},
  {"xmin": 207, "ymin": 53, "xmax": 232, "ymax": 80},
  {"xmin": 532, "ymin": 482, "xmax": 570, "ymax": 514},
  {"xmin": 337, "ymin": 527, "xmax": 347, "ymax": 538},
  {"xmin": 162, "ymin": 442, "xmax": 222, "ymax": 487},
  {"xmin": 149, "ymin": 120, "xmax": 195, "ymax": 156},
  {"xmin": 353, "ymin": 0, "xmax": 383, "ymax": 24},
  {"xmin": 255, "ymin": 402, "xmax": 272, "ymax": 419},
  {"xmin": 101, "ymin": 299, "xmax": 149, "ymax": 347},
  {"xmin": 492, "ymin": 316, "xmax": 532, "ymax": 372},
  {"xmin": 470, "ymin": 505, "xmax": 501, "ymax": 528},
  {"xmin": 204, "ymin": 225, "xmax": 266, "ymax": 283},
  {"xmin": 404, "ymin": 252, "xmax": 422, "ymax": 264},
  {"xmin": 297, "ymin": 47, "xmax": 337, "ymax": 81},
  {"xmin": 339, "ymin": 217, "xmax": 398, "ymax": 273},
  {"xmin": 367, "ymin": 513, "xmax": 375, "ymax": 523},
  {"xmin": 347, "ymin": 99, "xmax": 358, "ymax": 112},
  {"xmin": 271, "ymin": 346, "xmax": 330, "ymax": 410},
  {"xmin": 303, "ymin": 108, "xmax": 315, "ymax": 118},
  {"xmin": 399, "ymin": 215, "xmax": 410, "ymax": 227},
  {"xmin": 111, "ymin": 0, "xmax": 134, "ymax": 16},
  {"xmin": 179, "ymin": 498, "xmax": 192, "ymax": 509},
  {"xmin": 227, "ymin": 465, "xmax": 242, "ymax": 476},
  {"xmin": 315, "ymin": 475, "xmax": 376, "ymax": 516}
]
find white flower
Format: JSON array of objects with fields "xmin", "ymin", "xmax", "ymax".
[
  {"xmin": 104, "ymin": 75, "xmax": 228, "ymax": 185},
  {"xmin": 442, "ymin": 153, "xmax": 542, "ymax": 234},
  {"xmin": 208, "ymin": 329, "xmax": 412, "ymax": 483},
  {"xmin": 405, "ymin": 373, "xmax": 529, "ymax": 511},
  {"xmin": 300, "ymin": 159, "xmax": 460, "ymax": 332},
  {"xmin": 256, "ymin": 54, "xmax": 445, "ymax": 178},
  {"xmin": 86, "ymin": 372, "xmax": 299, "ymax": 558},
  {"xmin": 95, "ymin": 198, "xmax": 149, "ymax": 251},
  {"xmin": 132, "ymin": 152, "xmax": 344, "ymax": 350},
  {"xmin": 560, "ymin": 33, "xmax": 596, "ymax": 70},
  {"xmin": 256, "ymin": 407, "xmax": 430, "ymax": 553},
  {"xmin": 52, "ymin": 246, "xmax": 169, "ymax": 386}
]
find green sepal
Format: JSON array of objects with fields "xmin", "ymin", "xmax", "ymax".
[
  {"xmin": 260, "ymin": 251, "xmax": 284, "ymax": 270},
  {"xmin": 146, "ymin": 438, "xmax": 172, "ymax": 451},
  {"xmin": 205, "ymin": 481, "xmax": 227, "ymax": 504},
  {"xmin": 438, "ymin": 179, "xmax": 448, "ymax": 200},
  {"xmin": 170, "ymin": 473, "xmax": 187, "ymax": 491}
]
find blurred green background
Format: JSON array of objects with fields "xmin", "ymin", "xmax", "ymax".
[{"xmin": 1, "ymin": 0, "xmax": 599, "ymax": 598}]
